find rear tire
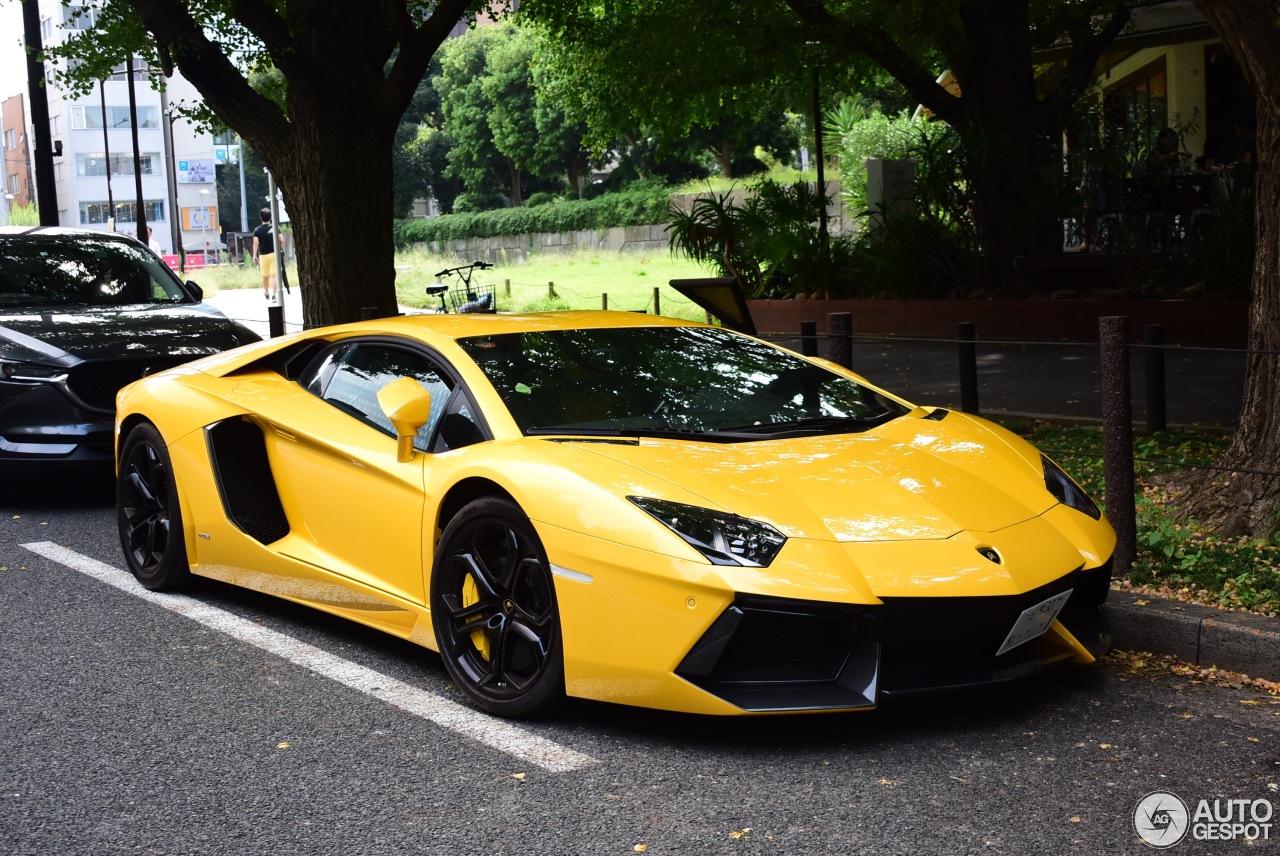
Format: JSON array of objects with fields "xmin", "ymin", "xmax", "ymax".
[
  {"xmin": 117, "ymin": 423, "xmax": 191, "ymax": 591},
  {"xmin": 431, "ymin": 497, "xmax": 564, "ymax": 717}
]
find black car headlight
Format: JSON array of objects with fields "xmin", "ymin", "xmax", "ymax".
[
  {"xmin": 628, "ymin": 496, "xmax": 787, "ymax": 567},
  {"xmin": 0, "ymin": 358, "xmax": 66, "ymax": 383},
  {"xmin": 1043, "ymin": 455, "xmax": 1101, "ymax": 520}
]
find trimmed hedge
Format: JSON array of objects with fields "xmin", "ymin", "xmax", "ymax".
[{"xmin": 394, "ymin": 184, "xmax": 672, "ymax": 249}]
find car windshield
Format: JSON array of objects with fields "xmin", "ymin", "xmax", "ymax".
[
  {"xmin": 0, "ymin": 234, "xmax": 191, "ymax": 308},
  {"xmin": 458, "ymin": 325, "xmax": 909, "ymax": 440}
]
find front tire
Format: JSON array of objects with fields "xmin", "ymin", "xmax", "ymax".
[
  {"xmin": 117, "ymin": 423, "xmax": 190, "ymax": 591},
  {"xmin": 431, "ymin": 497, "xmax": 564, "ymax": 717}
]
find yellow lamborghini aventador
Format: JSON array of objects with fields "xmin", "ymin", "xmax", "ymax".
[{"xmin": 114, "ymin": 311, "xmax": 1115, "ymax": 717}]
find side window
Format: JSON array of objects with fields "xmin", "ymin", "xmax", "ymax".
[{"xmin": 311, "ymin": 345, "xmax": 454, "ymax": 451}]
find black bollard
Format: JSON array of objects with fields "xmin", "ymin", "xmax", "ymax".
[
  {"xmin": 800, "ymin": 320, "xmax": 818, "ymax": 357},
  {"xmin": 1145, "ymin": 324, "xmax": 1167, "ymax": 433},
  {"xmin": 958, "ymin": 321, "xmax": 979, "ymax": 414},
  {"xmin": 268, "ymin": 303, "xmax": 285, "ymax": 338}
]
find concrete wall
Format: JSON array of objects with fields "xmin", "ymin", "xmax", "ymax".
[{"xmin": 420, "ymin": 223, "xmax": 671, "ymax": 263}]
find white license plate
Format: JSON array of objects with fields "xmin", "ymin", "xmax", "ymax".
[{"xmin": 996, "ymin": 589, "xmax": 1073, "ymax": 656}]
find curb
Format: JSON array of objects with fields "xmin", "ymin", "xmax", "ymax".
[{"xmin": 1106, "ymin": 592, "xmax": 1280, "ymax": 681}]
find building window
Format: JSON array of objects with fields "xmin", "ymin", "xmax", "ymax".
[
  {"xmin": 71, "ymin": 105, "xmax": 159, "ymax": 130},
  {"xmin": 62, "ymin": 4, "xmax": 96, "ymax": 29},
  {"xmin": 7, "ymin": 175, "xmax": 17, "ymax": 195},
  {"xmin": 4, "ymin": 129, "xmax": 13, "ymax": 149},
  {"xmin": 1104, "ymin": 58, "xmax": 1168, "ymax": 162},
  {"xmin": 75, "ymin": 153, "xmax": 158, "ymax": 176},
  {"xmin": 79, "ymin": 200, "xmax": 165, "ymax": 225},
  {"xmin": 107, "ymin": 61, "xmax": 151, "ymax": 83}
]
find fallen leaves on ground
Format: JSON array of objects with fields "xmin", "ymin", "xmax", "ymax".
[{"xmin": 1106, "ymin": 650, "xmax": 1280, "ymax": 695}]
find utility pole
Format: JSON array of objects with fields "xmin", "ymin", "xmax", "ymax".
[
  {"xmin": 125, "ymin": 55, "xmax": 147, "ymax": 244},
  {"xmin": 21, "ymin": 0, "xmax": 59, "ymax": 225},
  {"xmin": 99, "ymin": 81, "xmax": 115, "ymax": 230}
]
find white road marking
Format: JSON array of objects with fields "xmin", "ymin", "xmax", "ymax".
[{"xmin": 22, "ymin": 541, "xmax": 598, "ymax": 773}]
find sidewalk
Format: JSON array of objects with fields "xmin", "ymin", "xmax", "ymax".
[
  {"xmin": 205, "ymin": 284, "xmax": 307, "ymax": 339},
  {"xmin": 1108, "ymin": 593, "xmax": 1279, "ymax": 682}
]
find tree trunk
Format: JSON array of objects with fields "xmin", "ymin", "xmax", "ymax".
[
  {"xmin": 506, "ymin": 160, "xmax": 524, "ymax": 207},
  {"xmin": 1174, "ymin": 0, "xmax": 1280, "ymax": 537},
  {"xmin": 567, "ymin": 160, "xmax": 580, "ymax": 198},
  {"xmin": 946, "ymin": 0, "xmax": 1061, "ymax": 292},
  {"xmin": 270, "ymin": 99, "xmax": 400, "ymax": 326}
]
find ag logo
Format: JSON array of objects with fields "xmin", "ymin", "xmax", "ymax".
[{"xmin": 1135, "ymin": 791, "xmax": 1190, "ymax": 848}]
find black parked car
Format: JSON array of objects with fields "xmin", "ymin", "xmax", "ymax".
[{"xmin": 0, "ymin": 227, "xmax": 260, "ymax": 475}]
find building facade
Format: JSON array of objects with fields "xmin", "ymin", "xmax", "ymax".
[
  {"xmin": 34, "ymin": 0, "xmax": 221, "ymax": 255},
  {"xmin": 1, "ymin": 93, "xmax": 34, "ymax": 222}
]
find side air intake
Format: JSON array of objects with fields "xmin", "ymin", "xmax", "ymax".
[{"xmin": 206, "ymin": 418, "xmax": 290, "ymax": 544}]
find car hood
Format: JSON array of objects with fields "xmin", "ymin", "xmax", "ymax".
[
  {"xmin": 560, "ymin": 411, "xmax": 1056, "ymax": 542},
  {"xmin": 0, "ymin": 303, "xmax": 259, "ymax": 365}
]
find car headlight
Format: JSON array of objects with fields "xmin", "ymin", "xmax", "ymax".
[
  {"xmin": 1042, "ymin": 455, "xmax": 1101, "ymax": 520},
  {"xmin": 628, "ymin": 496, "xmax": 787, "ymax": 567},
  {"xmin": 0, "ymin": 358, "xmax": 67, "ymax": 383}
]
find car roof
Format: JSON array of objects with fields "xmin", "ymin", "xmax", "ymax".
[
  {"xmin": 186, "ymin": 311, "xmax": 716, "ymax": 378},
  {"xmin": 0, "ymin": 225, "xmax": 144, "ymax": 244},
  {"xmin": 365, "ymin": 309, "xmax": 700, "ymax": 341}
]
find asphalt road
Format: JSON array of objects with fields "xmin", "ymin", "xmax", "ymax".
[{"xmin": 2, "ymin": 478, "xmax": 1277, "ymax": 855}]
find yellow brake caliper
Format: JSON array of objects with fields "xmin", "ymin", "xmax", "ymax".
[{"xmin": 462, "ymin": 573, "xmax": 490, "ymax": 660}]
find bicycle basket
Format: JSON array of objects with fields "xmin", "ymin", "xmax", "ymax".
[{"xmin": 448, "ymin": 284, "xmax": 497, "ymax": 314}]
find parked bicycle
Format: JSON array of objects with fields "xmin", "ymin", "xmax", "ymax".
[{"xmin": 427, "ymin": 261, "xmax": 497, "ymax": 314}]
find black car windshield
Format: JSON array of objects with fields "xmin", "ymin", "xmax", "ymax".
[
  {"xmin": 0, "ymin": 234, "xmax": 191, "ymax": 308},
  {"xmin": 458, "ymin": 325, "xmax": 909, "ymax": 439}
]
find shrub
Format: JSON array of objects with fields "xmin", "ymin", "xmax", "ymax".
[
  {"xmin": 395, "ymin": 182, "xmax": 672, "ymax": 248},
  {"xmin": 524, "ymin": 192, "xmax": 558, "ymax": 208}
]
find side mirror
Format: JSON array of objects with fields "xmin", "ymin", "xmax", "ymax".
[
  {"xmin": 186, "ymin": 280, "xmax": 204, "ymax": 302},
  {"xmin": 377, "ymin": 376, "xmax": 433, "ymax": 462}
]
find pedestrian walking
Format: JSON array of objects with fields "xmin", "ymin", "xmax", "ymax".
[{"xmin": 252, "ymin": 207, "xmax": 277, "ymax": 301}]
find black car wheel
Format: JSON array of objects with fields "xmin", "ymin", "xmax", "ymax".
[
  {"xmin": 431, "ymin": 497, "xmax": 564, "ymax": 717},
  {"xmin": 117, "ymin": 423, "xmax": 191, "ymax": 591}
]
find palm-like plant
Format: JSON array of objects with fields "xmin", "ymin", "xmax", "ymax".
[{"xmin": 667, "ymin": 179, "xmax": 850, "ymax": 298}]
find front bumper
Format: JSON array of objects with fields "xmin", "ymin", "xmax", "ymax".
[
  {"xmin": 676, "ymin": 564, "xmax": 1111, "ymax": 712},
  {"xmin": 0, "ymin": 381, "xmax": 114, "ymax": 470}
]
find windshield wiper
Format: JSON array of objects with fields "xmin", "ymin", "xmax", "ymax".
[
  {"xmin": 527, "ymin": 425, "xmax": 703, "ymax": 438},
  {"xmin": 526, "ymin": 425, "xmax": 766, "ymax": 443},
  {"xmin": 714, "ymin": 414, "xmax": 897, "ymax": 435}
]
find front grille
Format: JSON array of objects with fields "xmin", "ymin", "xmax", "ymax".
[
  {"xmin": 876, "ymin": 565, "xmax": 1112, "ymax": 695},
  {"xmin": 66, "ymin": 356, "xmax": 193, "ymax": 411},
  {"xmin": 877, "ymin": 566, "xmax": 1108, "ymax": 673}
]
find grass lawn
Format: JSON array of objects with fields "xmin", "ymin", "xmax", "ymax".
[
  {"xmin": 193, "ymin": 247, "xmax": 716, "ymax": 320},
  {"xmin": 392, "ymin": 247, "xmax": 713, "ymax": 318}
]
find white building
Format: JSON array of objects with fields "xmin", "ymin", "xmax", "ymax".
[{"xmin": 37, "ymin": 0, "xmax": 221, "ymax": 257}]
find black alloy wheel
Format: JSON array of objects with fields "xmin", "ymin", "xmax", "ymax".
[
  {"xmin": 431, "ymin": 497, "xmax": 564, "ymax": 717},
  {"xmin": 116, "ymin": 423, "xmax": 190, "ymax": 591}
]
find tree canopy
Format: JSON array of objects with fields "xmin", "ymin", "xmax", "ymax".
[
  {"xmin": 522, "ymin": 0, "xmax": 1133, "ymax": 291},
  {"xmin": 49, "ymin": 0, "xmax": 476, "ymax": 327}
]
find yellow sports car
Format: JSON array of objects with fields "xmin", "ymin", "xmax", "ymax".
[{"xmin": 115, "ymin": 311, "xmax": 1115, "ymax": 717}]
